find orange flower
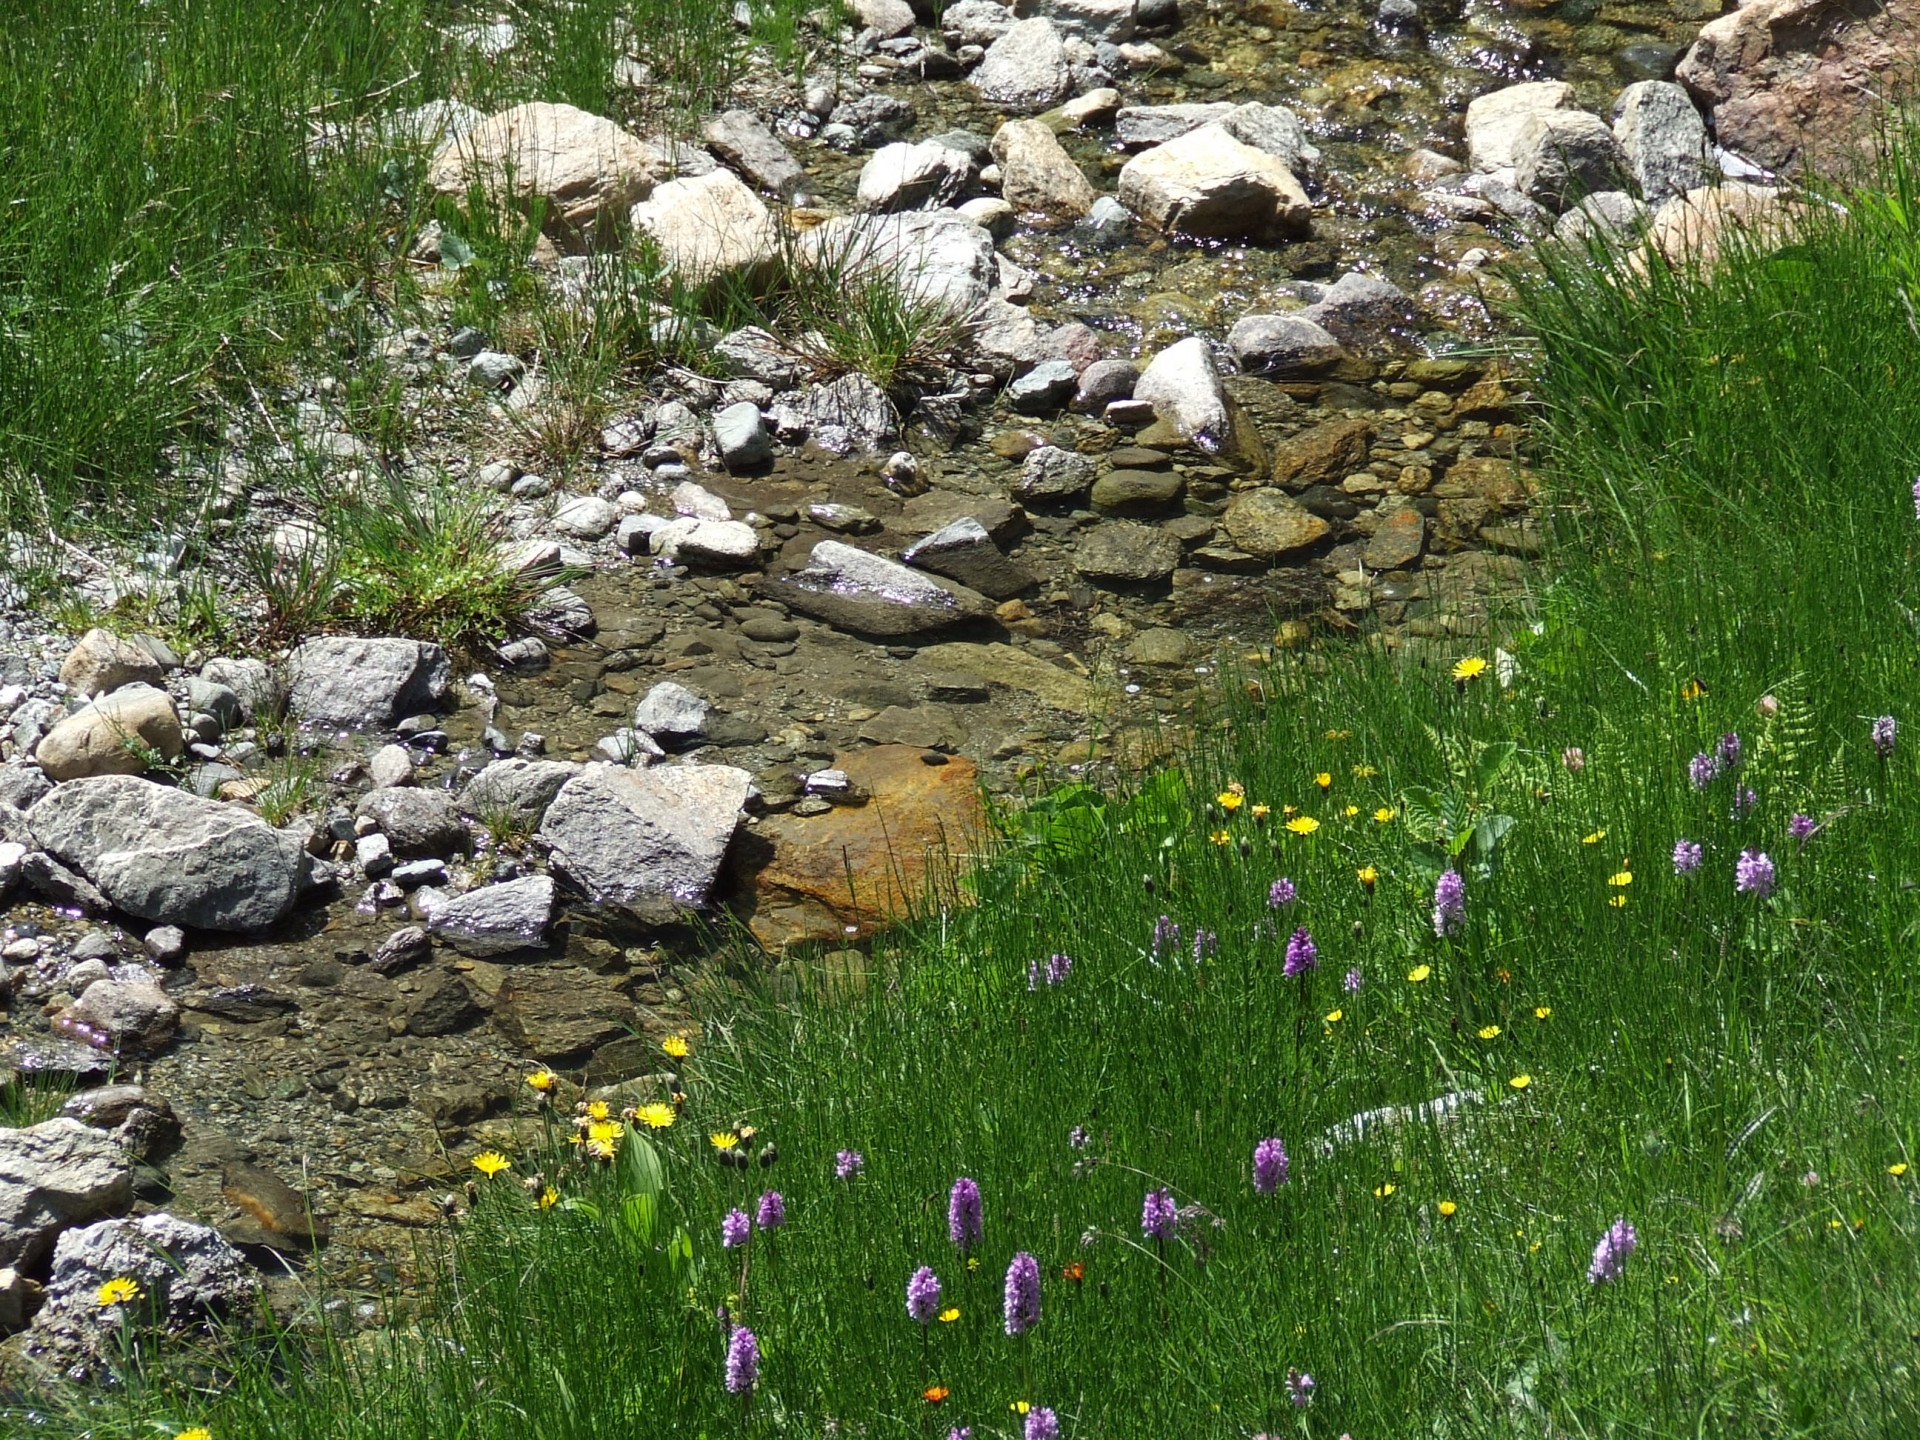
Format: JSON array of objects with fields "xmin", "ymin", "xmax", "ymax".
[
  {"xmin": 923, "ymin": 1386, "xmax": 950, "ymax": 1404},
  {"xmin": 1061, "ymin": 1260, "xmax": 1085, "ymax": 1283}
]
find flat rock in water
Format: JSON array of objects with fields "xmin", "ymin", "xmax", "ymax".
[
  {"xmin": 1091, "ymin": 468, "xmax": 1184, "ymax": 516},
  {"xmin": 492, "ymin": 967, "xmax": 637, "ymax": 1063},
  {"xmin": 1227, "ymin": 314, "xmax": 1348, "ymax": 377},
  {"xmin": 28, "ymin": 775, "xmax": 307, "ymax": 932},
  {"xmin": 902, "ymin": 516, "xmax": 1037, "ymax": 599},
  {"xmin": 632, "ymin": 681, "xmax": 711, "ymax": 749},
  {"xmin": 538, "ymin": 762, "xmax": 752, "ymax": 920},
  {"xmin": 1011, "ymin": 0, "xmax": 1136, "ymax": 40},
  {"xmin": 969, "ymin": 17, "xmax": 1072, "ymax": 113},
  {"xmin": 0, "ymin": 1120, "xmax": 133, "ymax": 1272},
  {"xmin": 856, "ymin": 141, "xmax": 973, "ymax": 211},
  {"xmin": 1118, "ymin": 124, "xmax": 1312, "ymax": 241},
  {"xmin": 287, "ymin": 637, "xmax": 450, "ymax": 729},
  {"xmin": 1134, "ymin": 337, "xmax": 1234, "ymax": 451},
  {"xmin": 1465, "ymin": 81, "xmax": 1578, "ymax": 175},
  {"xmin": 802, "ymin": 209, "xmax": 999, "ymax": 315},
  {"xmin": 427, "ymin": 875, "xmax": 557, "ymax": 957},
  {"xmin": 1223, "ymin": 490, "xmax": 1332, "ymax": 559},
  {"xmin": 56, "ymin": 979, "xmax": 178, "ymax": 1057},
  {"xmin": 764, "ymin": 540, "xmax": 994, "ymax": 637},
  {"xmin": 1074, "ymin": 521, "xmax": 1183, "ymax": 582}
]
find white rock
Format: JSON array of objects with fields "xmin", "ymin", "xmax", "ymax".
[
  {"xmin": 1011, "ymin": 0, "xmax": 1135, "ymax": 39},
  {"xmin": 856, "ymin": 142, "xmax": 973, "ymax": 212},
  {"xmin": 672, "ymin": 481, "xmax": 732, "ymax": 520},
  {"xmin": 629, "ymin": 168, "xmax": 776, "ymax": 280},
  {"xmin": 1117, "ymin": 123, "xmax": 1312, "ymax": 240},
  {"xmin": 969, "ymin": 17, "xmax": 1072, "ymax": 113},
  {"xmin": 1134, "ymin": 336, "xmax": 1233, "ymax": 450},
  {"xmin": 552, "ymin": 495, "xmax": 616, "ymax": 539},
  {"xmin": 538, "ymin": 762, "xmax": 754, "ymax": 918},
  {"xmin": 287, "ymin": 637, "xmax": 449, "ymax": 728},
  {"xmin": 649, "ymin": 518, "xmax": 762, "ymax": 567},
  {"xmin": 1464, "ymin": 80, "xmax": 1578, "ymax": 177},
  {"xmin": 991, "ymin": 119, "xmax": 1096, "ymax": 217}
]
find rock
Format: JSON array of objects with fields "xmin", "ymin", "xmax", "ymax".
[
  {"xmin": 1300, "ymin": 271, "xmax": 1419, "ymax": 350},
  {"xmin": 1644, "ymin": 182, "xmax": 1796, "ymax": 268},
  {"xmin": 142, "ymin": 926, "xmax": 187, "ymax": 966},
  {"xmin": 737, "ymin": 746, "xmax": 988, "ymax": 947},
  {"xmin": 1016, "ymin": 445, "xmax": 1098, "ymax": 504},
  {"xmin": 426, "ymin": 875, "xmax": 556, "ymax": 957},
  {"xmin": 355, "ymin": 788, "xmax": 469, "ymax": 860},
  {"xmin": 220, "ymin": 1160, "xmax": 328, "ymax": 1248},
  {"xmin": 944, "ymin": 0, "xmax": 1018, "ymax": 45},
  {"xmin": 370, "ymin": 926, "xmax": 432, "ymax": 976},
  {"xmin": 552, "ymin": 495, "xmax": 616, "ymax": 539},
  {"xmin": 1612, "ymin": 81, "xmax": 1713, "ymax": 206},
  {"xmin": 56, "ymin": 979, "xmax": 178, "ymax": 1057},
  {"xmin": 716, "ymin": 325, "xmax": 804, "ymax": 388},
  {"xmin": 1071, "ymin": 357, "xmax": 1139, "ymax": 412},
  {"xmin": 827, "ymin": 93, "xmax": 919, "ymax": 148},
  {"xmin": 713, "ymin": 401, "xmax": 774, "ymax": 470},
  {"xmin": 970, "ymin": 297, "xmax": 1048, "ymax": 375},
  {"xmin": 1674, "ymin": 0, "xmax": 1917, "ymax": 177},
  {"xmin": 185, "ymin": 678, "xmax": 240, "ymax": 732},
  {"xmin": 1554, "ymin": 190, "xmax": 1649, "ymax": 245},
  {"xmin": 633, "ymin": 682, "xmax": 712, "ymax": 749},
  {"xmin": 855, "ymin": 0, "xmax": 918, "ymax": 36},
  {"xmin": 1227, "ymin": 314, "xmax": 1348, "ymax": 377},
  {"xmin": 287, "ymin": 637, "xmax": 450, "ymax": 729},
  {"xmin": 1219, "ymin": 102, "xmax": 1322, "ymax": 174},
  {"xmin": 1273, "ymin": 417, "xmax": 1374, "ymax": 487},
  {"xmin": 991, "ymin": 119, "xmax": 1096, "ymax": 217},
  {"xmin": 1364, "ymin": 505, "xmax": 1427, "ymax": 569},
  {"xmin": 57, "ymin": 630, "xmax": 162, "ymax": 699},
  {"xmin": 461, "ymin": 759, "xmax": 583, "ymax": 830},
  {"xmin": 34, "ymin": 685, "xmax": 182, "ymax": 782},
  {"xmin": 404, "ymin": 972, "xmax": 482, "ymax": 1036},
  {"xmin": 969, "ymin": 17, "xmax": 1073, "ymax": 113},
  {"xmin": 1008, "ymin": 359, "xmax": 1080, "ymax": 413},
  {"xmin": 0, "ymin": 766, "xmax": 52, "ymax": 813},
  {"xmin": 1091, "ymin": 468, "xmax": 1183, "ymax": 515},
  {"xmin": 1465, "ymin": 81, "xmax": 1579, "ymax": 175},
  {"xmin": 1118, "ymin": 124, "xmax": 1312, "ymax": 241},
  {"xmin": 1134, "ymin": 337, "xmax": 1237, "ymax": 451},
  {"xmin": 199, "ymin": 657, "xmax": 278, "ymax": 720},
  {"xmin": 856, "ymin": 141, "xmax": 974, "ymax": 211},
  {"xmin": 650, "ymin": 517, "xmax": 762, "ymax": 567},
  {"xmin": 1074, "ymin": 522, "xmax": 1183, "ymax": 582},
  {"xmin": 0, "ymin": 1120, "xmax": 132, "ymax": 1272},
  {"xmin": 1222, "ymin": 490, "xmax": 1333, "ymax": 559},
  {"xmin": 803, "ymin": 208, "xmax": 1000, "ymax": 315},
  {"xmin": 1011, "ymin": 0, "xmax": 1135, "ymax": 39},
  {"xmin": 765, "ymin": 540, "xmax": 994, "ymax": 637},
  {"xmin": 704, "ymin": 109, "xmax": 810, "ymax": 196},
  {"xmin": 629, "ymin": 168, "xmax": 775, "ymax": 280},
  {"xmin": 28, "ymin": 776, "xmax": 306, "ymax": 931},
  {"xmin": 1512, "ymin": 110, "xmax": 1626, "ymax": 213},
  {"xmin": 538, "ymin": 762, "xmax": 753, "ymax": 919},
  {"xmin": 367, "ymin": 743, "xmax": 414, "ymax": 789},
  {"xmin": 492, "ymin": 967, "xmax": 636, "ymax": 1062},
  {"xmin": 903, "ymin": 517, "xmax": 1037, "ymax": 598},
  {"xmin": 427, "ymin": 101, "xmax": 668, "ymax": 248},
  {"xmin": 356, "ymin": 832, "xmax": 394, "ymax": 877},
  {"xmin": 1114, "ymin": 102, "xmax": 1234, "ymax": 149}
]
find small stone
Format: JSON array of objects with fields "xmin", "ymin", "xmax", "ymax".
[
  {"xmin": 34, "ymin": 685, "xmax": 182, "ymax": 782},
  {"xmin": 428, "ymin": 875, "xmax": 556, "ymax": 957},
  {"xmin": 288, "ymin": 637, "xmax": 450, "ymax": 729},
  {"xmin": 367, "ymin": 744, "xmax": 414, "ymax": 789},
  {"xmin": 990, "ymin": 118, "xmax": 1096, "ymax": 217},
  {"xmin": 1070, "ymin": 357, "xmax": 1139, "ymax": 413},
  {"xmin": 1227, "ymin": 314, "xmax": 1347, "ymax": 377},
  {"xmin": 1364, "ymin": 505, "xmax": 1427, "ymax": 569},
  {"xmin": 1015, "ymin": 445, "xmax": 1097, "ymax": 504},
  {"xmin": 632, "ymin": 682, "xmax": 712, "ymax": 750},
  {"xmin": 1007, "ymin": 360, "xmax": 1079, "ymax": 414},
  {"xmin": 404, "ymin": 972, "xmax": 481, "ymax": 1037},
  {"xmin": 1074, "ymin": 522, "xmax": 1183, "ymax": 582},
  {"xmin": 1118, "ymin": 124, "xmax": 1312, "ymax": 241},
  {"xmin": 902, "ymin": 517, "xmax": 1037, "ymax": 599},
  {"xmin": 58, "ymin": 979, "xmax": 178, "ymax": 1057},
  {"xmin": 713, "ymin": 401, "xmax": 774, "ymax": 470},
  {"xmin": 1222, "ymin": 490, "xmax": 1332, "ymax": 559},
  {"xmin": 141, "ymin": 926, "xmax": 186, "ymax": 966},
  {"xmin": 552, "ymin": 495, "xmax": 616, "ymax": 540},
  {"xmin": 355, "ymin": 788, "xmax": 469, "ymax": 860},
  {"xmin": 1091, "ymin": 469, "xmax": 1184, "ymax": 516},
  {"xmin": 969, "ymin": 17, "xmax": 1072, "ymax": 113}
]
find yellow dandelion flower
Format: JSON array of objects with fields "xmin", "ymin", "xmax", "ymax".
[
  {"xmin": 472, "ymin": 1151, "xmax": 512, "ymax": 1178},
  {"xmin": 1407, "ymin": 964, "xmax": 1431, "ymax": 983},
  {"xmin": 1250, "ymin": 803, "xmax": 1271, "ymax": 820},
  {"xmin": 939, "ymin": 1306, "xmax": 960, "ymax": 1323},
  {"xmin": 95, "ymin": 1276, "xmax": 142, "ymax": 1307},
  {"xmin": 538, "ymin": 1187, "xmax": 559, "ymax": 1209},
  {"xmin": 1325, "ymin": 728, "xmax": 1351, "ymax": 740},
  {"xmin": 1315, "ymin": 772, "xmax": 1333, "ymax": 790},
  {"xmin": 584, "ymin": 1100, "xmax": 611, "ymax": 1122},
  {"xmin": 1357, "ymin": 865, "xmax": 1378, "ymax": 888},
  {"xmin": 1218, "ymin": 791, "xmax": 1244, "ymax": 811},
  {"xmin": 1581, "ymin": 829, "xmax": 1606, "ymax": 845},
  {"xmin": 1352, "ymin": 764, "xmax": 1377, "ymax": 778},
  {"xmin": 1437, "ymin": 1200, "xmax": 1458, "ymax": 1218},
  {"xmin": 1680, "ymin": 675, "xmax": 1708, "ymax": 701},
  {"xmin": 1477, "ymin": 1025, "xmax": 1500, "ymax": 1040},
  {"xmin": 1373, "ymin": 1183, "xmax": 1396, "ymax": 1198},
  {"xmin": 1534, "ymin": 1006, "xmax": 1552, "ymax": 1020},
  {"xmin": 588, "ymin": 1120, "xmax": 624, "ymax": 1145},
  {"xmin": 1452, "ymin": 656, "xmax": 1488, "ymax": 682},
  {"xmin": 1285, "ymin": 816, "xmax": 1320, "ymax": 835},
  {"xmin": 662, "ymin": 1034, "xmax": 690, "ymax": 1058},
  {"xmin": 1209, "ymin": 829, "xmax": 1232, "ymax": 845},
  {"xmin": 175, "ymin": 1431, "xmax": 213, "ymax": 1440},
  {"xmin": 1508, "ymin": 1073, "xmax": 1532, "ymax": 1090},
  {"xmin": 1374, "ymin": 807, "xmax": 1395, "ymax": 823},
  {"xmin": 1890, "ymin": 1163, "xmax": 1910, "ymax": 1177},
  {"xmin": 1344, "ymin": 804, "xmax": 1360, "ymax": 818},
  {"xmin": 636, "ymin": 1102, "xmax": 676, "ymax": 1129},
  {"xmin": 710, "ymin": 1131, "xmax": 741, "ymax": 1151},
  {"xmin": 1609, "ymin": 894, "xmax": 1628, "ymax": 908},
  {"xmin": 1325, "ymin": 1009, "xmax": 1344, "ymax": 1023},
  {"xmin": 1011, "ymin": 1401, "xmax": 1032, "ymax": 1416},
  {"xmin": 1608, "ymin": 871, "xmax": 1632, "ymax": 887},
  {"xmin": 526, "ymin": 1069, "xmax": 557, "ymax": 1092}
]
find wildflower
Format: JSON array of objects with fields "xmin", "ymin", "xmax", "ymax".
[
  {"xmin": 1438, "ymin": 1200, "xmax": 1458, "ymax": 1218},
  {"xmin": 1509, "ymin": 1074, "xmax": 1532, "ymax": 1090},
  {"xmin": 1890, "ymin": 1163, "xmax": 1909, "ymax": 1176},
  {"xmin": 1287, "ymin": 1369, "xmax": 1316, "ymax": 1407},
  {"xmin": 175, "ymin": 1432, "xmax": 213, "ymax": 1440},
  {"xmin": 1285, "ymin": 816, "xmax": 1320, "ymax": 835},
  {"xmin": 1356, "ymin": 866, "xmax": 1377, "ymax": 893},
  {"xmin": 1151, "ymin": 915, "xmax": 1181, "ymax": 954},
  {"xmin": 1142, "ymin": 1188, "xmax": 1179, "ymax": 1241},
  {"xmin": 924, "ymin": 1386, "xmax": 950, "ymax": 1404},
  {"xmin": 939, "ymin": 1306, "xmax": 961, "ymax": 1323},
  {"xmin": 1757, "ymin": 693, "xmax": 1779, "ymax": 719},
  {"xmin": 1209, "ymin": 829, "xmax": 1231, "ymax": 846},
  {"xmin": 1689, "ymin": 753, "xmax": 1720, "ymax": 789},
  {"xmin": 1191, "ymin": 929, "xmax": 1218, "ymax": 961},
  {"xmin": 539, "ymin": 1187, "xmax": 559, "ymax": 1209},
  {"xmin": 1535, "ymin": 1006, "xmax": 1552, "ymax": 1020},
  {"xmin": 1314, "ymin": 772, "xmax": 1333, "ymax": 790},
  {"xmin": 1452, "ymin": 656, "xmax": 1487, "ymax": 682},
  {"xmin": 1717, "ymin": 732, "xmax": 1743, "ymax": 769},
  {"xmin": 1373, "ymin": 807, "xmax": 1395, "ymax": 823},
  {"xmin": 1027, "ymin": 959, "xmax": 1041, "ymax": 991},
  {"xmin": 1477, "ymin": 1025, "xmax": 1500, "ymax": 1040},
  {"xmin": 949, "ymin": 1429, "xmax": 972, "ymax": 1440},
  {"xmin": 907, "ymin": 1266, "xmax": 943, "ymax": 1325},
  {"xmin": 95, "ymin": 1277, "xmax": 141, "ymax": 1307},
  {"xmin": 1730, "ymin": 785, "xmax": 1757, "ymax": 818},
  {"xmin": 662, "ymin": 1034, "xmax": 690, "ymax": 1058},
  {"xmin": 1681, "ymin": 675, "xmax": 1708, "ymax": 701},
  {"xmin": 584, "ymin": 1120, "xmax": 623, "ymax": 1160},
  {"xmin": 1062, "ymin": 1260, "xmax": 1084, "ymax": 1283},
  {"xmin": 584, "ymin": 1101, "xmax": 611, "ymax": 1122},
  {"xmin": 1913, "ymin": 474, "xmax": 1920, "ymax": 518},
  {"xmin": 756, "ymin": 1192, "xmax": 786, "ymax": 1229},
  {"xmin": 1343, "ymin": 804, "xmax": 1360, "ymax": 818},
  {"xmin": 1608, "ymin": 871, "xmax": 1632, "ymax": 888},
  {"xmin": 1250, "ymin": 803, "xmax": 1271, "ymax": 820},
  {"xmin": 1407, "ymin": 963, "xmax": 1431, "ymax": 983},
  {"xmin": 472, "ymin": 1151, "xmax": 511, "ymax": 1178},
  {"xmin": 636, "ymin": 1102, "xmax": 676, "ymax": 1129},
  {"xmin": 1283, "ymin": 926, "xmax": 1318, "ymax": 978},
  {"xmin": 1587, "ymin": 1218, "xmax": 1638, "ymax": 1284},
  {"xmin": 1788, "ymin": 812, "xmax": 1815, "ymax": 842},
  {"xmin": 722, "ymin": 1209, "xmax": 751, "ymax": 1249},
  {"xmin": 1432, "ymin": 869, "xmax": 1466, "ymax": 937},
  {"xmin": 1025, "ymin": 1406, "xmax": 1060, "ymax": 1440},
  {"xmin": 725, "ymin": 1325, "xmax": 759, "ymax": 1394},
  {"xmin": 1672, "ymin": 839, "xmax": 1703, "ymax": 875},
  {"xmin": 1343, "ymin": 967, "xmax": 1363, "ymax": 992},
  {"xmin": 1003, "ymin": 1252, "xmax": 1042, "ymax": 1336},
  {"xmin": 1268, "ymin": 877, "xmax": 1297, "ymax": 907},
  {"xmin": 949, "ymin": 1177, "xmax": 983, "ymax": 1250},
  {"xmin": 1045, "ymin": 952, "xmax": 1073, "ymax": 985},
  {"xmin": 1068, "ymin": 1126, "xmax": 1090, "ymax": 1149},
  {"xmin": 1872, "ymin": 714, "xmax": 1898, "ymax": 758},
  {"xmin": 526, "ymin": 1069, "xmax": 557, "ymax": 1093},
  {"xmin": 1562, "ymin": 747, "xmax": 1585, "ymax": 772},
  {"xmin": 1734, "ymin": 849, "xmax": 1777, "ymax": 898},
  {"xmin": 711, "ymin": 1131, "xmax": 741, "ymax": 1151},
  {"xmin": 1373, "ymin": 1183, "xmax": 1396, "ymax": 1198},
  {"xmin": 1218, "ymin": 790, "xmax": 1244, "ymax": 812},
  {"xmin": 1011, "ymin": 1402, "xmax": 1032, "ymax": 1416},
  {"xmin": 1253, "ymin": 1137, "xmax": 1289, "ymax": 1194},
  {"xmin": 835, "ymin": 1149, "xmax": 865, "ymax": 1180},
  {"xmin": 1325, "ymin": 1008, "xmax": 1343, "ymax": 1023}
]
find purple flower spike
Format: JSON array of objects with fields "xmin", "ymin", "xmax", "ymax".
[
  {"xmin": 906, "ymin": 1265, "xmax": 942, "ymax": 1325},
  {"xmin": 948, "ymin": 1177, "xmax": 982, "ymax": 1251},
  {"xmin": 1003, "ymin": 1251, "xmax": 1041, "ymax": 1335},
  {"xmin": 1730, "ymin": 785, "xmax": 1757, "ymax": 819},
  {"xmin": 725, "ymin": 1325, "xmax": 759, "ymax": 1393},
  {"xmin": 1253, "ymin": 1137, "xmax": 1289, "ymax": 1195},
  {"xmin": 1734, "ymin": 849, "xmax": 1776, "ymax": 898},
  {"xmin": 1283, "ymin": 926, "xmax": 1318, "ymax": 978},
  {"xmin": 1432, "ymin": 869, "xmax": 1466, "ymax": 937},
  {"xmin": 1672, "ymin": 839, "xmax": 1703, "ymax": 875},
  {"xmin": 835, "ymin": 1149, "xmax": 864, "ymax": 1180},
  {"xmin": 1689, "ymin": 752, "xmax": 1720, "ymax": 790},
  {"xmin": 1913, "ymin": 475, "xmax": 1920, "ymax": 518},
  {"xmin": 1287, "ymin": 1370, "xmax": 1315, "ymax": 1407},
  {"xmin": 755, "ymin": 1191, "xmax": 785, "ymax": 1230},
  {"xmin": 949, "ymin": 1430, "xmax": 972, "ymax": 1440},
  {"xmin": 1788, "ymin": 813, "xmax": 1815, "ymax": 842},
  {"xmin": 721, "ymin": 1208, "xmax": 750, "ymax": 1249},
  {"xmin": 1587, "ymin": 1217, "xmax": 1638, "ymax": 1284},
  {"xmin": 1046, "ymin": 952, "xmax": 1073, "ymax": 985},
  {"xmin": 1027, "ymin": 959, "xmax": 1041, "ymax": 991},
  {"xmin": 1873, "ymin": 714, "xmax": 1898, "ymax": 758},
  {"xmin": 1151, "ymin": 915, "xmax": 1180, "ymax": 955},
  {"xmin": 1268, "ymin": 877, "xmax": 1297, "ymax": 908},
  {"xmin": 1025, "ymin": 1408, "xmax": 1059, "ymax": 1440},
  {"xmin": 1192, "ymin": 929, "xmax": 1217, "ymax": 961},
  {"xmin": 1717, "ymin": 732, "xmax": 1743, "ymax": 769},
  {"xmin": 1142, "ymin": 1187, "xmax": 1179, "ymax": 1241},
  {"xmin": 1343, "ymin": 967, "xmax": 1363, "ymax": 993}
]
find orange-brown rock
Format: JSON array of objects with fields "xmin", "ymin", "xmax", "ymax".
[
  {"xmin": 734, "ymin": 745, "xmax": 986, "ymax": 949},
  {"xmin": 1272, "ymin": 417, "xmax": 1373, "ymax": 489}
]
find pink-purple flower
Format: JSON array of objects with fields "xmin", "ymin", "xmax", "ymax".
[
  {"xmin": 1587, "ymin": 1217, "xmax": 1638, "ymax": 1284},
  {"xmin": 1253, "ymin": 1137, "xmax": 1289, "ymax": 1194},
  {"xmin": 1343, "ymin": 967, "xmax": 1363, "ymax": 993},
  {"xmin": 1734, "ymin": 849, "xmax": 1776, "ymax": 898},
  {"xmin": 1672, "ymin": 839, "xmax": 1703, "ymax": 875},
  {"xmin": 1024, "ymin": 1407, "xmax": 1059, "ymax": 1440},
  {"xmin": 1287, "ymin": 1369, "xmax": 1315, "ymax": 1407},
  {"xmin": 1283, "ymin": 926, "xmax": 1318, "ymax": 978},
  {"xmin": 1432, "ymin": 869, "xmax": 1466, "ymax": 937},
  {"xmin": 755, "ymin": 1191, "xmax": 785, "ymax": 1229},
  {"xmin": 1003, "ymin": 1251, "xmax": 1041, "ymax": 1335},
  {"xmin": 1689, "ymin": 752, "xmax": 1721, "ymax": 789},
  {"xmin": 725, "ymin": 1325, "xmax": 759, "ymax": 1393},
  {"xmin": 1872, "ymin": 714, "xmax": 1898, "ymax": 758},
  {"xmin": 906, "ymin": 1265, "xmax": 942, "ymax": 1325},
  {"xmin": 1142, "ymin": 1187, "xmax": 1179, "ymax": 1241},
  {"xmin": 722, "ymin": 1208, "xmax": 750, "ymax": 1249},
  {"xmin": 835, "ymin": 1149, "xmax": 864, "ymax": 1180},
  {"xmin": 1268, "ymin": 877, "xmax": 1297, "ymax": 908},
  {"xmin": 948, "ymin": 1177, "xmax": 982, "ymax": 1251},
  {"xmin": 1788, "ymin": 813, "xmax": 1815, "ymax": 843}
]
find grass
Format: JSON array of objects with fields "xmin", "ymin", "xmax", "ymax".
[{"xmin": 14, "ymin": 145, "xmax": 1920, "ymax": 1438}]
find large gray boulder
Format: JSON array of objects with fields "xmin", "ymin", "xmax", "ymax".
[
  {"xmin": 426, "ymin": 875, "xmax": 556, "ymax": 957},
  {"xmin": 287, "ymin": 637, "xmax": 449, "ymax": 728},
  {"xmin": 903, "ymin": 517, "xmax": 1037, "ymax": 599},
  {"xmin": 1512, "ymin": 110, "xmax": 1626, "ymax": 212},
  {"xmin": 856, "ymin": 141, "xmax": 974, "ymax": 211},
  {"xmin": 969, "ymin": 17, "xmax": 1073, "ymax": 113},
  {"xmin": 1612, "ymin": 81, "xmax": 1713, "ymax": 207},
  {"xmin": 0, "ymin": 1120, "xmax": 132, "ymax": 1273},
  {"xmin": 764, "ymin": 541, "xmax": 994, "ymax": 638},
  {"xmin": 1011, "ymin": 0, "xmax": 1135, "ymax": 40},
  {"xmin": 538, "ymin": 763, "xmax": 753, "ymax": 920},
  {"xmin": 28, "ymin": 776, "xmax": 307, "ymax": 932},
  {"xmin": 460, "ymin": 759, "xmax": 582, "ymax": 830}
]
